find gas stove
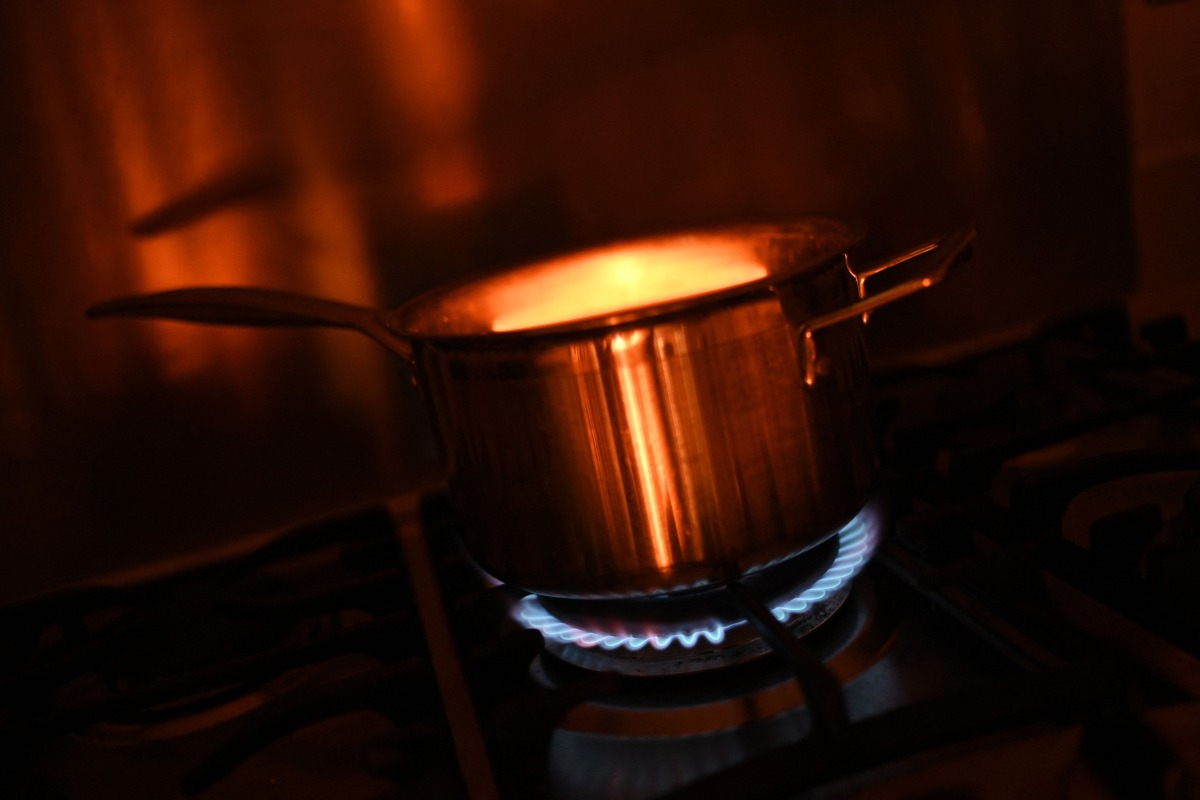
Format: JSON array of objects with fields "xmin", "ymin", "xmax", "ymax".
[{"xmin": 4, "ymin": 304, "xmax": 1200, "ymax": 799}]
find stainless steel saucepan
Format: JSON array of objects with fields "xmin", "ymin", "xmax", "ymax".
[{"xmin": 89, "ymin": 218, "xmax": 974, "ymax": 598}]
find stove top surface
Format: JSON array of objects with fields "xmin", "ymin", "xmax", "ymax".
[{"xmin": 5, "ymin": 305, "xmax": 1200, "ymax": 798}]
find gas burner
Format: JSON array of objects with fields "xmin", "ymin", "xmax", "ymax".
[
  {"xmin": 515, "ymin": 502, "xmax": 882, "ymax": 675},
  {"xmin": 533, "ymin": 570, "xmax": 898, "ymax": 738}
]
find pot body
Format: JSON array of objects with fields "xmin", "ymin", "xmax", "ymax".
[
  {"xmin": 86, "ymin": 219, "xmax": 970, "ymax": 600},
  {"xmin": 405, "ymin": 254, "xmax": 875, "ymax": 598}
]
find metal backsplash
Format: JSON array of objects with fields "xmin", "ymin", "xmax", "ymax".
[{"xmin": 0, "ymin": 0, "xmax": 1132, "ymax": 601}]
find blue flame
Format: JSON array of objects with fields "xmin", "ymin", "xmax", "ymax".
[{"xmin": 515, "ymin": 503, "xmax": 881, "ymax": 652}]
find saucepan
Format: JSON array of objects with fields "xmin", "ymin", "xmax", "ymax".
[{"xmin": 89, "ymin": 217, "xmax": 974, "ymax": 599}]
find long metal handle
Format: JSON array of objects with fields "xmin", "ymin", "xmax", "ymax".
[
  {"xmin": 87, "ymin": 286, "xmax": 413, "ymax": 360},
  {"xmin": 799, "ymin": 227, "xmax": 976, "ymax": 385}
]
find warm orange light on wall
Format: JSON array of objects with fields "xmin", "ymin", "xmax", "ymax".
[{"xmin": 378, "ymin": 0, "xmax": 485, "ymax": 209}]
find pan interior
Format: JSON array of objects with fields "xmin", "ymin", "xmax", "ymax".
[
  {"xmin": 488, "ymin": 238, "xmax": 766, "ymax": 334},
  {"xmin": 392, "ymin": 218, "xmax": 863, "ymax": 339}
]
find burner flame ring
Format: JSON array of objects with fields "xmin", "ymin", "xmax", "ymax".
[{"xmin": 515, "ymin": 502, "xmax": 881, "ymax": 654}]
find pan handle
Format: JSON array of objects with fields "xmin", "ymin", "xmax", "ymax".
[
  {"xmin": 798, "ymin": 227, "xmax": 976, "ymax": 386},
  {"xmin": 87, "ymin": 287, "xmax": 414, "ymax": 360}
]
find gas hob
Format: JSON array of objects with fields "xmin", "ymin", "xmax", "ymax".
[{"xmin": 4, "ymin": 304, "xmax": 1200, "ymax": 799}]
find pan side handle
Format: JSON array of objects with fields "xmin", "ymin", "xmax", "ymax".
[{"xmin": 797, "ymin": 227, "xmax": 976, "ymax": 386}]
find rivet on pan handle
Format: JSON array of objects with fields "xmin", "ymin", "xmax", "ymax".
[{"xmin": 799, "ymin": 227, "xmax": 977, "ymax": 386}]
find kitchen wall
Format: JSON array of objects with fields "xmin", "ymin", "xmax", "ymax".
[{"xmin": 1125, "ymin": 0, "xmax": 1200, "ymax": 330}]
